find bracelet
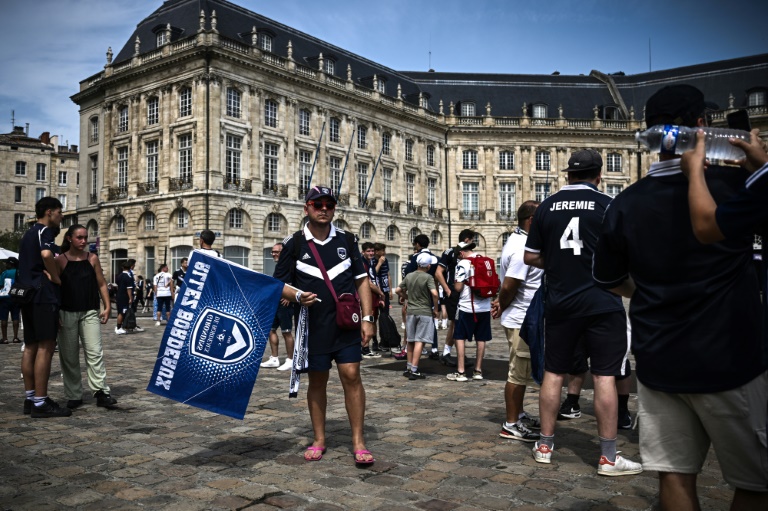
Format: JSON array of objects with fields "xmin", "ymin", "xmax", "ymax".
[{"xmin": 295, "ymin": 290, "xmax": 303, "ymax": 303}]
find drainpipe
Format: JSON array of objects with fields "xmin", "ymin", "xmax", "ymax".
[
  {"xmin": 205, "ymin": 51, "xmax": 211, "ymax": 229},
  {"xmin": 444, "ymin": 130, "xmax": 451, "ymax": 244}
]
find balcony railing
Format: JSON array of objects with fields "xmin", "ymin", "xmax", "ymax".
[
  {"xmin": 459, "ymin": 210, "xmax": 484, "ymax": 221},
  {"xmin": 406, "ymin": 203, "xmax": 419, "ymax": 215},
  {"xmin": 224, "ymin": 178, "xmax": 251, "ymax": 192},
  {"xmin": 337, "ymin": 193, "xmax": 350, "ymax": 206},
  {"xmin": 298, "ymin": 186, "xmax": 309, "ymax": 200},
  {"xmin": 89, "ymin": 193, "xmax": 98, "ymax": 205},
  {"xmin": 359, "ymin": 197, "xmax": 375, "ymax": 210},
  {"xmin": 169, "ymin": 177, "xmax": 193, "ymax": 191},
  {"xmin": 137, "ymin": 180, "xmax": 159, "ymax": 196},
  {"xmin": 496, "ymin": 211, "xmax": 516, "ymax": 222},
  {"xmin": 428, "ymin": 207, "xmax": 443, "ymax": 219},
  {"xmin": 383, "ymin": 200, "xmax": 399, "ymax": 213},
  {"xmin": 107, "ymin": 186, "xmax": 128, "ymax": 200}
]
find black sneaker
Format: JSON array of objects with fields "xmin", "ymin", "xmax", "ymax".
[
  {"xmin": 618, "ymin": 409, "xmax": 632, "ymax": 429},
  {"xmin": 402, "ymin": 369, "xmax": 411, "ymax": 378},
  {"xmin": 95, "ymin": 390, "xmax": 117, "ymax": 408},
  {"xmin": 31, "ymin": 398, "xmax": 72, "ymax": 418},
  {"xmin": 440, "ymin": 353, "xmax": 457, "ymax": 367},
  {"xmin": 23, "ymin": 398, "xmax": 32, "ymax": 415},
  {"xmin": 67, "ymin": 399, "xmax": 83, "ymax": 409},
  {"xmin": 427, "ymin": 350, "xmax": 440, "ymax": 360},
  {"xmin": 557, "ymin": 400, "xmax": 581, "ymax": 420},
  {"xmin": 499, "ymin": 422, "xmax": 540, "ymax": 443},
  {"xmin": 408, "ymin": 371, "xmax": 426, "ymax": 380}
]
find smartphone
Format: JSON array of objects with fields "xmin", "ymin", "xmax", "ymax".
[{"xmin": 727, "ymin": 109, "xmax": 751, "ymax": 132}]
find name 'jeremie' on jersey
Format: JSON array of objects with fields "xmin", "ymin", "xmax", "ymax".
[{"xmin": 549, "ymin": 200, "xmax": 596, "ymax": 211}]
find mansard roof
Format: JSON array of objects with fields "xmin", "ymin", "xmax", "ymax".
[{"xmin": 112, "ymin": 0, "xmax": 767, "ymax": 120}]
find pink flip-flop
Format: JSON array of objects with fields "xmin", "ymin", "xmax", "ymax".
[
  {"xmin": 353, "ymin": 449, "xmax": 375, "ymax": 465},
  {"xmin": 304, "ymin": 446, "xmax": 326, "ymax": 461}
]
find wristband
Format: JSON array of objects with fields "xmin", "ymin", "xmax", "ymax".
[{"xmin": 295, "ymin": 290, "xmax": 303, "ymax": 303}]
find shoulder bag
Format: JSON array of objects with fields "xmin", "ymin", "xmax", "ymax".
[{"xmin": 307, "ymin": 240, "xmax": 361, "ymax": 330}]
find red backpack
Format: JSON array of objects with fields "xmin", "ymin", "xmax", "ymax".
[{"xmin": 467, "ymin": 255, "xmax": 500, "ymax": 299}]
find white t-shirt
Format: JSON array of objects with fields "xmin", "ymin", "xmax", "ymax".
[
  {"xmin": 188, "ymin": 248, "xmax": 221, "ymax": 262},
  {"xmin": 154, "ymin": 271, "xmax": 173, "ymax": 297},
  {"xmin": 455, "ymin": 254, "xmax": 491, "ymax": 313},
  {"xmin": 499, "ymin": 228, "xmax": 543, "ymax": 328}
]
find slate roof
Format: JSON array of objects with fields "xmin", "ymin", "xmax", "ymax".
[
  {"xmin": 0, "ymin": 127, "xmax": 52, "ymax": 150},
  {"xmin": 112, "ymin": 0, "xmax": 768, "ymax": 120}
]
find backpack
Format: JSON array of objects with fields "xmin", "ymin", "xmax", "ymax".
[
  {"xmin": 378, "ymin": 308, "xmax": 402, "ymax": 349},
  {"xmin": 466, "ymin": 255, "xmax": 500, "ymax": 298}
]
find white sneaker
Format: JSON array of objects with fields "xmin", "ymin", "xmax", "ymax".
[
  {"xmin": 597, "ymin": 453, "xmax": 643, "ymax": 477},
  {"xmin": 532, "ymin": 442, "xmax": 553, "ymax": 464},
  {"xmin": 134, "ymin": 325, "xmax": 144, "ymax": 332},
  {"xmin": 260, "ymin": 356, "xmax": 280, "ymax": 368},
  {"xmin": 115, "ymin": 327, "xmax": 127, "ymax": 335},
  {"xmin": 472, "ymin": 371, "xmax": 484, "ymax": 380},
  {"xmin": 434, "ymin": 319, "xmax": 440, "ymax": 329},
  {"xmin": 21, "ymin": 342, "xmax": 25, "ymax": 352},
  {"xmin": 155, "ymin": 321, "xmax": 161, "ymax": 326},
  {"xmin": 277, "ymin": 359, "xmax": 293, "ymax": 371},
  {"xmin": 401, "ymin": 322, "xmax": 405, "ymax": 330},
  {"xmin": 441, "ymin": 319, "xmax": 447, "ymax": 329}
]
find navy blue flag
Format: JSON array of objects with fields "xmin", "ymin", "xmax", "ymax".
[{"xmin": 147, "ymin": 250, "xmax": 283, "ymax": 419}]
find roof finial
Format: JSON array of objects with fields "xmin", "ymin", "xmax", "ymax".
[
  {"xmin": 211, "ymin": 10, "xmax": 217, "ymax": 32},
  {"xmin": 439, "ymin": 99, "xmax": 444, "ymax": 115},
  {"xmin": 199, "ymin": 10, "xmax": 205, "ymax": 32},
  {"xmin": 134, "ymin": 36, "xmax": 141, "ymax": 56},
  {"xmin": 287, "ymin": 40, "xmax": 293, "ymax": 59},
  {"xmin": 347, "ymin": 64, "xmax": 352, "ymax": 82},
  {"xmin": 106, "ymin": 47, "xmax": 113, "ymax": 65}
]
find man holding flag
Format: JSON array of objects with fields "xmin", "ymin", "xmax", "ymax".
[{"xmin": 274, "ymin": 186, "xmax": 376, "ymax": 465}]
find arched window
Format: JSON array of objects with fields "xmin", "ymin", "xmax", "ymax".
[
  {"xmin": 360, "ymin": 222, "xmax": 374, "ymax": 240},
  {"xmin": 410, "ymin": 227, "xmax": 421, "ymax": 243},
  {"xmin": 333, "ymin": 219, "xmax": 349, "ymax": 231},
  {"xmin": 461, "ymin": 102, "xmax": 475, "ymax": 116},
  {"xmin": 144, "ymin": 212, "xmax": 156, "ymax": 231},
  {"xmin": 386, "ymin": 225, "xmax": 397, "ymax": 242},
  {"xmin": 86, "ymin": 220, "xmax": 99, "ymax": 240},
  {"xmin": 267, "ymin": 213, "xmax": 281, "ymax": 232},
  {"xmin": 431, "ymin": 230, "xmax": 441, "ymax": 246},
  {"xmin": 176, "ymin": 208, "xmax": 190, "ymax": 229},
  {"xmin": 229, "ymin": 209, "xmax": 243, "ymax": 229},
  {"xmin": 114, "ymin": 215, "xmax": 126, "ymax": 234},
  {"xmin": 532, "ymin": 103, "xmax": 548, "ymax": 118}
]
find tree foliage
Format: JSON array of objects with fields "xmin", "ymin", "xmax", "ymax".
[{"xmin": 0, "ymin": 229, "xmax": 25, "ymax": 252}]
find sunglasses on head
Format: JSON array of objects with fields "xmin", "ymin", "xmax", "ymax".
[{"xmin": 307, "ymin": 200, "xmax": 336, "ymax": 210}]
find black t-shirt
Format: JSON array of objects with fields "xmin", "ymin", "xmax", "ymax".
[
  {"xmin": 593, "ymin": 161, "xmax": 764, "ymax": 393},
  {"xmin": 172, "ymin": 268, "xmax": 186, "ymax": 289},
  {"xmin": 17, "ymin": 223, "xmax": 60, "ymax": 305},
  {"xmin": 525, "ymin": 183, "xmax": 623, "ymax": 320},
  {"xmin": 116, "ymin": 272, "xmax": 134, "ymax": 304},
  {"xmin": 274, "ymin": 225, "xmax": 367, "ymax": 354},
  {"xmin": 438, "ymin": 247, "xmax": 459, "ymax": 287}
]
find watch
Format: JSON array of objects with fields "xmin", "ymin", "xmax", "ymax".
[{"xmin": 361, "ymin": 315, "xmax": 375, "ymax": 323}]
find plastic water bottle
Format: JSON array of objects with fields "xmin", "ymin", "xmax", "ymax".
[{"xmin": 636, "ymin": 125, "xmax": 750, "ymax": 160}]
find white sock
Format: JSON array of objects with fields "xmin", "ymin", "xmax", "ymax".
[
  {"xmin": 504, "ymin": 421, "xmax": 516, "ymax": 429},
  {"xmin": 25, "ymin": 390, "xmax": 35, "ymax": 399},
  {"xmin": 443, "ymin": 346, "xmax": 452, "ymax": 356},
  {"xmin": 411, "ymin": 365, "xmax": 418, "ymax": 373}
]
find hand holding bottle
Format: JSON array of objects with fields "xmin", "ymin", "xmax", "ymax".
[{"xmin": 727, "ymin": 128, "xmax": 768, "ymax": 173}]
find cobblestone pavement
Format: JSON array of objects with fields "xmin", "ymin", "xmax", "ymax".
[{"xmin": 0, "ymin": 316, "xmax": 733, "ymax": 510}]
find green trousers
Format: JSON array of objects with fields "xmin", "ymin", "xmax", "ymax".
[{"xmin": 58, "ymin": 310, "xmax": 110, "ymax": 400}]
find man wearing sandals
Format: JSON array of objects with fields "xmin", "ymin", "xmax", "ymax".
[{"xmin": 274, "ymin": 186, "xmax": 376, "ymax": 464}]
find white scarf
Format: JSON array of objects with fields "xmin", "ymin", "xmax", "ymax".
[{"xmin": 289, "ymin": 305, "xmax": 309, "ymax": 398}]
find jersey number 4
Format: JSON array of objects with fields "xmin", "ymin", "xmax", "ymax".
[{"xmin": 559, "ymin": 217, "xmax": 584, "ymax": 255}]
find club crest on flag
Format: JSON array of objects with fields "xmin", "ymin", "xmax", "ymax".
[
  {"xmin": 190, "ymin": 308, "xmax": 255, "ymax": 364},
  {"xmin": 338, "ymin": 247, "xmax": 347, "ymax": 259}
]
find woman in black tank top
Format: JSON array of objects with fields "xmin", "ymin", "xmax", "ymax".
[{"xmin": 54, "ymin": 225, "xmax": 117, "ymax": 409}]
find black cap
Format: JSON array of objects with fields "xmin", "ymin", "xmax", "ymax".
[
  {"xmin": 646, "ymin": 84, "xmax": 706, "ymax": 126},
  {"xmin": 562, "ymin": 149, "xmax": 602, "ymax": 172},
  {"xmin": 305, "ymin": 186, "xmax": 336, "ymax": 203},
  {"xmin": 6, "ymin": 257, "xmax": 18, "ymax": 266}
]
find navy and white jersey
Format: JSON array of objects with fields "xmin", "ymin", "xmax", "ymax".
[
  {"xmin": 437, "ymin": 247, "xmax": 459, "ymax": 286},
  {"xmin": 525, "ymin": 183, "xmax": 623, "ymax": 320},
  {"xmin": 363, "ymin": 257, "xmax": 379, "ymax": 288},
  {"xmin": 17, "ymin": 223, "xmax": 61, "ymax": 305},
  {"xmin": 594, "ymin": 161, "xmax": 764, "ymax": 393},
  {"xmin": 404, "ymin": 248, "xmax": 438, "ymax": 277},
  {"xmin": 274, "ymin": 224, "xmax": 366, "ymax": 355},
  {"xmin": 377, "ymin": 258, "xmax": 391, "ymax": 293}
]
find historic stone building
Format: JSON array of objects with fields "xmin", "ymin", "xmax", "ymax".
[
  {"xmin": 0, "ymin": 126, "xmax": 79, "ymax": 234},
  {"xmin": 70, "ymin": 0, "xmax": 767, "ymax": 283}
]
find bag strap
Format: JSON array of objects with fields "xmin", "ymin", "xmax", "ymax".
[{"xmin": 307, "ymin": 240, "xmax": 339, "ymax": 304}]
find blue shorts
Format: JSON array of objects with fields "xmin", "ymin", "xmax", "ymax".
[
  {"xmin": 0, "ymin": 299, "xmax": 20, "ymax": 321},
  {"xmin": 271, "ymin": 305, "xmax": 294, "ymax": 332},
  {"xmin": 307, "ymin": 342, "xmax": 362, "ymax": 372},
  {"xmin": 454, "ymin": 310, "xmax": 492, "ymax": 342}
]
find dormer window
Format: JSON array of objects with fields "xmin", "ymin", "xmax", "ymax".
[
  {"xmin": 324, "ymin": 59, "xmax": 335, "ymax": 75},
  {"xmin": 604, "ymin": 105, "xmax": 621, "ymax": 120},
  {"xmin": 258, "ymin": 32, "xmax": 273, "ymax": 52},
  {"xmin": 461, "ymin": 102, "xmax": 476, "ymax": 116},
  {"xmin": 376, "ymin": 78, "xmax": 386, "ymax": 94},
  {"xmin": 420, "ymin": 96, "xmax": 429, "ymax": 109},
  {"xmin": 157, "ymin": 32, "xmax": 168, "ymax": 47},
  {"xmin": 532, "ymin": 104, "xmax": 548, "ymax": 118},
  {"xmin": 748, "ymin": 90, "xmax": 766, "ymax": 107}
]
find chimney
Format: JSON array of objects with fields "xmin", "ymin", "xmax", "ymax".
[
  {"xmin": 25, "ymin": 123, "xmax": 29, "ymax": 136},
  {"xmin": 71, "ymin": 145, "xmax": 78, "ymax": 153},
  {"xmin": 40, "ymin": 132, "xmax": 51, "ymax": 145}
]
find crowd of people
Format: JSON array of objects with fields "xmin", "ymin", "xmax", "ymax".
[{"xmin": 6, "ymin": 83, "xmax": 766, "ymax": 509}]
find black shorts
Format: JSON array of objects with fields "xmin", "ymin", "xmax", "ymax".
[
  {"xmin": 444, "ymin": 291, "xmax": 460, "ymax": 321},
  {"xmin": 545, "ymin": 310, "xmax": 629, "ymax": 377},
  {"xmin": 454, "ymin": 310, "xmax": 492, "ymax": 342},
  {"xmin": 569, "ymin": 337, "xmax": 633, "ymax": 380},
  {"xmin": 307, "ymin": 342, "xmax": 362, "ymax": 372},
  {"xmin": 21, "ymin": 302, "xmax": 60, "ymax": 343},
  {"xmin": 271, "ymin": 305, "xmax": 293, "ymax": 332},
  {"xmin": 0, "ymin": 299, "xmax": 21, "ymax": 321}
]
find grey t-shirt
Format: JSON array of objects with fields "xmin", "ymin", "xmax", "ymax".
[{"xmin": 400, "ymin": 270, "xmax": 436, "ymax": 316}]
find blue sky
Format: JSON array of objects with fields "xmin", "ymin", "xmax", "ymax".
[{"xmin": 1, "ymin": 0, "xmax": 766, "ymax": 144}]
